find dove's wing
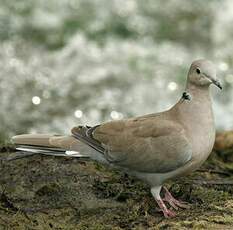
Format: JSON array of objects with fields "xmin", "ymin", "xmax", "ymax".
[{"xmin": 72, "ymin": 114, "xmax": 192, "ymax": 173}]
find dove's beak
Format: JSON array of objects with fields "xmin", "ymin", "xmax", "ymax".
[
  {"xmin": 211, "ymin": 78, "xmax": 222, "ymax": 90},
  {"xmin": 203, "ymin": 73, "xmax": 223, "ymax": 90}
]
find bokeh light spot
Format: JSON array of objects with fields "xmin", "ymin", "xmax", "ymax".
[
  {"xmin": 32, "ymin": 96, "xmax": 41, "ymax": 105},
  {"xmin": 110, "ymin": 111, "xmax": 123, "ymax": 120},
  {"xmin": 74, "ymin": 110, "xmax": 83, "ymax": 118},
  {"xmin": 167, "ymin": 82, "xmax": 178, "ymax": 91}
]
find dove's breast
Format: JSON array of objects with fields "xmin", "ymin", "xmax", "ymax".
[{"xmin": 168, "ymin": 88, "xmax": 216, "ymax": 177}]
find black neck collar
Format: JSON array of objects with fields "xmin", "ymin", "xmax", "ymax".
[{"xmin": 182, "ymin": 91, "xmax": 192, "ymax": 101}]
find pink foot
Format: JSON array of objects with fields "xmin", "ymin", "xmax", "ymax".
[
  {"xmin": 163, "ymin": 186, "xmax": 190, "ymax": 209},
  {"xmin": 156, "ymin": 199, "xmax": 176, "ymax": 218}
]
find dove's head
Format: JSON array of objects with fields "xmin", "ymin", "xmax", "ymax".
[{"xmin": 188, "ymin": 59, "xmax": 222, "ymax": 90}]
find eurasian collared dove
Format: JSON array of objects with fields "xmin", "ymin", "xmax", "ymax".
[{"xmin": 11, "ymin": 59, "xmax": 222, "ymax": 218}]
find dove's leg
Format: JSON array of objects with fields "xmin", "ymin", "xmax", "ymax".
[
  {"xmin": 151, "ymin": 186, "xmax": 176, "ymax": 218},
  {"xmin": 163, "ymin": 186, "xmax": 190, "ymax": 209}
]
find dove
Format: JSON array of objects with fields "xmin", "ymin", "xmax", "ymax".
[{"xmin": 11, "ymin": 59, "xmax": 222, "ymax": 218}]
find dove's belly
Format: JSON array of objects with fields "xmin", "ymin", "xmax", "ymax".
[
  {"xmin": 135, "ymin": 143, "xmax": 214, "ymax": 186},
  {"xmin": 162, "ymin": 122, "xmax": 216, "ymax": 181}
]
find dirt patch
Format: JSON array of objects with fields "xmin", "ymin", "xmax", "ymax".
[{"xmin": 1, "ymin": 149, "xmax": 233, "ymax": 229}]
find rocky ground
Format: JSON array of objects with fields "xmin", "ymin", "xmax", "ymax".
[{"xmin": 0, "ymin": 131, "xmax": 233, "ymax": 229}]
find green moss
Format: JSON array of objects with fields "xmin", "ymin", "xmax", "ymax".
[
  {"xmin": 35, "ymin": 183, "xmax": 61, "ymax": 197},
  {"xmin": 191, "ymin": 187, "xmax": 230, "ymax": 204},
  {"xmin": 207, "ymin": 215, "xmax": 233, "ymax": 224},
  {"xmin": 1, "ymin": 147, "xmax": 233, "ymax": 229}
]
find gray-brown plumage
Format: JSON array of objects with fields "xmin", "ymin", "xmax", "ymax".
[{"xmin": 12, "ymin": 59, "xmax": 222, "ymax": 217}]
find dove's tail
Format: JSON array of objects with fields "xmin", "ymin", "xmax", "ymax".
[{"xmin": 11, "ymin": 134, "xmax": 105, "ymax": 161}]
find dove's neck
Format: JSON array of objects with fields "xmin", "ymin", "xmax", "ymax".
[
  {"xmin": 173, "ymin": 82, "xmax": 215, "ymax": 159},
  {"xmin": 181, "ymin": 82, "xmax": 215, "ymax": 133},
  {"xmin": 185, "ymin": 82, "xmax": 211, "ymax": 102}
]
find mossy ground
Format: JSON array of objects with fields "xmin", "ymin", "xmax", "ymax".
[{"xmin": 0, "ymin": 148, "xmax": 233, "ymax": 229}]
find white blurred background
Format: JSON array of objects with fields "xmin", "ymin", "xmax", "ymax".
[{"xmin": 0, "ymin": 0, "xmax": 233, "ymax": 142}]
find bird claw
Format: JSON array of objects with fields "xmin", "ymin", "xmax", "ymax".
[
  {"xmin": 163, "ymin": 198, "xmax": 179, "ymax": 210},
  {"xmin": 164, "ymin": 197, "xmax": 190, "ymax": 209},
  {"xmin": 163, "ymin": 209, "xmax": 176, "ymax": 218},
  {"xmin": 155, "ymin": 199, "xmax": 177, "ymax": 218},
  {"xmin": 173, "ymin": 200, "xmax": 190, "ymax": 209},
  {"xmin": 152, "ymin": 186, "xmax": 190, "ymax": 218},
  {"xmin": 163, "ymin": 186, "xmax": 190, "ymax": 209}
]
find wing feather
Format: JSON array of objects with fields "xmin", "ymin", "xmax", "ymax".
[{"xmin": 72, "ymin": 115, "xmax": 192, "ymax": 173}]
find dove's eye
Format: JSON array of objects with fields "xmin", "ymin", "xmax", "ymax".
[{"xmin": 196, "ymin": 68, "xmax": 201, "ymax": 74}]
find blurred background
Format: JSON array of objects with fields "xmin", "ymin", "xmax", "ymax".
[{"xmin": 0, "ymin": 0, "xmax": 232, "ymax": 143}]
